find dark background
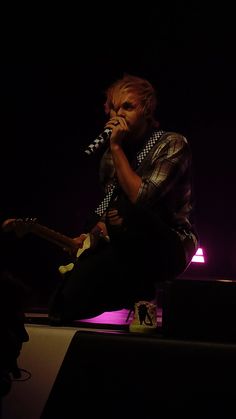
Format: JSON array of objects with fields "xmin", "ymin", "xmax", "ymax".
[{"xmin": 1, "ymin": 4, "xmax": 235, "ymax": 308}]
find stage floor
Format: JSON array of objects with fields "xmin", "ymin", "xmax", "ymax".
[
  {"xmin": 25, "ymin": 307, "xmax": 163, "ymax": 330},
  {"xmin": 3, "ymin": 320, "xmax": 236, "ymax": 419}
]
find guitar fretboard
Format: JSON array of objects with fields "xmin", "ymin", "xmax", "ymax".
[{"xmin": 31, "ymin": 223, "xmax": 77, "ymax": 251}]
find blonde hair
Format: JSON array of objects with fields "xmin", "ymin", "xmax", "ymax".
[{"xmin": 104, "ymin": 74, "xmax": 159, "ymax": 126}]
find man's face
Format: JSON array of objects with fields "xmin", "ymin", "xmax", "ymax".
[{"xmin": 109, "ymin": 90, "xmax": 147, "ymax": 138}]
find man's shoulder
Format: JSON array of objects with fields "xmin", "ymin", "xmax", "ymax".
[
  {"xmin": 150, "ymin": 130, "xmax": 190, "ymax": 160},
  {"xmin": 158, "ymin": 130, "xmax": 188, "ymax": 143}
]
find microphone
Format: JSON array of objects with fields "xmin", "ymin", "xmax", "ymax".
[{"xmin": 84, "ymin": 127, "xmax": 112, "ymax": 156}]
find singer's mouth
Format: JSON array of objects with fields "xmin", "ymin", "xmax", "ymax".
[{"xmin": 114, "ymin": 121, "xmax": 120, "ymax": 126}]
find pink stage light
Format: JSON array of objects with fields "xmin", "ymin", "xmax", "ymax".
[{"xmin": 191, "ymin": 247, "xmax": 205, "ymax": 263}]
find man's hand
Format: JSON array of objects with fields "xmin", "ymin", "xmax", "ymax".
[
  {"xmin": 106, "ymin": 208, "xmax": 123, "ymax": 226},
  {"xmin": 63, "ymin": 234, "xmax": 88, "ymax": 255},
  {"xmin": 72, "ymin": 233, "xmax": 88, "ymax": 248}
]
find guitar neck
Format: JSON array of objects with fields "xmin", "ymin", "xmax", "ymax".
[{"xmin": 32, "ymin": 223, "xmax": 77, "ymax": 251}]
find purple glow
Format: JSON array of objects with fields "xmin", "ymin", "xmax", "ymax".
[
  {"xmin": 78, "ymin": 309, "xmax": 130, "ymax": 325},
  {"xmin": 191, "ymin": 247, "xmax": 205, "ymax": 263},
  {"xmin": 78, "ymin": 308, "xmax": 162, "ymax": 326}
]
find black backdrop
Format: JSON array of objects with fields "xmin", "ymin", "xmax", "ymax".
[{"xmin": 1, "ymin": 4, "xmax": 235, "ymax": 308}]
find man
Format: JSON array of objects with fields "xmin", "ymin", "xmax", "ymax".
[{"xmin": 49, "ymin": 74, "xmax": 199, "ymax": 332}]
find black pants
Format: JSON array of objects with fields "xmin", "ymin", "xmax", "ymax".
[{"xmin": 48, "ymin": 208, "xmax": 189, "ymax": 323}]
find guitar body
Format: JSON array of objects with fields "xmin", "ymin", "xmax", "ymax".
[{"xmin": 58, "ymin": 234, "xmax": 91, "ymax": 274}]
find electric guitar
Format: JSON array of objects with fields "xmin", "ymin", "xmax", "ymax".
[{"xmin": 2, "ymin": 218, "xmax": 91, "ymax": 274}]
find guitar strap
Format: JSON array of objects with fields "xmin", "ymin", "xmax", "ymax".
[{"xmin": 94, "ymin": 129, "xmax": 165, "ymax": 217}]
